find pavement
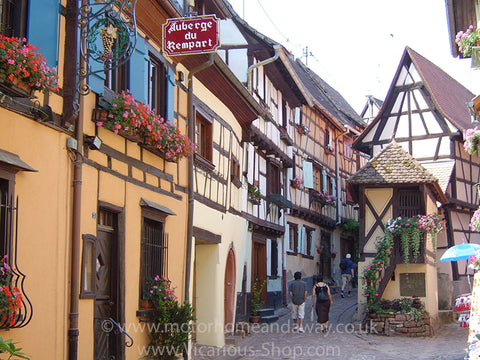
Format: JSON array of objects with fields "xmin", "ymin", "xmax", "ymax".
[{"xmin": 192, "ymin": 288, "xmax": 470, "ymax": 360}]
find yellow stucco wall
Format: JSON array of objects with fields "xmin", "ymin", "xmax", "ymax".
[{"xmin": 0, "ymin": 109, "xmax": 72, "ymax": 358}]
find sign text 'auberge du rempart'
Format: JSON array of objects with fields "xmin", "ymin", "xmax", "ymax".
[{"xmin": 162, "ymin": 15, "xmax": 219, "ymax": 56}]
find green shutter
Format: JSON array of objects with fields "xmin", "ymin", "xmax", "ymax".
[
  {"xmin": 310, "ymin": 230, "xmax": 316, "ymax": 257},
  {"xmin": 166, "ymin": 66, "xmax": 175, "ymax": 123},
  {"xmin": 303, "ymin": 161, "xmax": 313, "ymax": 188}
]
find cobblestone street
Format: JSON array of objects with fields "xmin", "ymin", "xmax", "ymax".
[{"xmin": 192, "ymin": 288, "xmax": 469, "ymax": 360}]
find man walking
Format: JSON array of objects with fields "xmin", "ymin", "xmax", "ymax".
[
  {"xmin": 289, "ymin": 271, "xmax": 307, "ymax": 333},
  {"xmin": 340, "ymin": 254, "xmax": 354, "ymax": 298}
]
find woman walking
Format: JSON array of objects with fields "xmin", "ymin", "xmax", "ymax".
[{"xmin": 312, "ymin": 275, "xmax": 333, "ymax": 332}]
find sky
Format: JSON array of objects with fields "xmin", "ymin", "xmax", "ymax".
[{"xmin": 227, "ymin": 0, "xmax": 480, "ymax": 114}]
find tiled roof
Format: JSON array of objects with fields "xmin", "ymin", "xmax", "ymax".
[
  {"xmin": 421, "ymin": 160, "xmax": 455, "ymax": 193},
  {"xmin": 348, "ymin": 141, "xmax": 438, "ymax": 184},
  {"xmin": 292, "ymin": 59, "xmax": 365, "ymax": 128},
  {"xmin": 407, "ymin": 47, "xmax": 474, "ymax": 131}
]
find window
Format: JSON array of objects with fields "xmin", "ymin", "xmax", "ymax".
[
  {"xmin": 231, "ymin": 156, "xmax": 241, "ymax": 186},
  {"xmin": 147, "ymin": 54, "xmax": 168, "ymax": 117},
  {"xmin": 397, "ymin": 188, "xmax": 422, "ymax": 218},
  {"xmin": 289, "ymin": 223, "xmax": 298, "ymax": 252},
  {"xmin": 195, "ymin": 111, "xmax": 213, "ymax": 161},
  {"xmin": 344, "ymin": 138, "xmax": 352, "ymax": 159},
  {"xmin": 0, "ymin": 177, "xmax": 11, "ymax": 258},
  {"xmin": 325, "ymin": 128, "xmax": 333, "ymax": 149},
  {"xmin": 268, "ymin": 161, "xmax": 281, "ymax": 194},
  {"xmin": 306, "ymin": 228, "xmax": 313, "ymax": 256},
  {"xmin": 313, "ymin": 167, "xmax": 322, "ymax": 193},
  {"xmin": 105, "ymin": 61, "xmax": 129, "ymax": 93},
  {"xmin": 140, "ymin": 208, "xmax": 169, "ymax": 299},
  {"xmin": 0, "ymin": 0, "xmax": 27, "ymax": 38}
]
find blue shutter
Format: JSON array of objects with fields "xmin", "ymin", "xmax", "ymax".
[
  {"xmin": 27, "ymin": 0, "xmax": 59, "ymax": 68},
  {"xmin": 166, "ymin": 67, "xmax": 175, "ymax": 123},
  {"xmin": 300, "ymin": 227, "xmax": 306, "ymax": 254},
  {"xmin": 331, "ymin": 177, "xmax": 336, "ymax": 197},
  {"xmin": 266, "ymin": 239, "xmax": 271, "ymax": 277},
  {"xmin": 303, "ymin": 161, "xmax": 313, "ymax": 189},
  {"xmin": 129, "ymin": 35, "xmax": 149, "ymax": 104},
  {"xmin": 322, "ymin": 170, "xmax": 327, "ymax": 193}
]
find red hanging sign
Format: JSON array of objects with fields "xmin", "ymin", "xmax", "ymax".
[{"xmin": 162, "ymin": 15, "xmax": 220, "ymax": 56}]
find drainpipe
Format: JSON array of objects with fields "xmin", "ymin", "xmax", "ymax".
[
  {"xmin": 247, "ymin": 44, "xmax": 281, "ymax": 92},
  {"xmin": 185, "ymin": 54, "xmax": 214, "ymax": 304},
  {"xmin": 67, "ymin": 0, "xmax": 82, "ymax": 359}
]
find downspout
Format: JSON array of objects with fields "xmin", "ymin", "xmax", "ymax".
[
  {"xmin": 185, "ymin": 53, "xmax": 214, "ymax": 303},
  {"xmin": 67, "ymin": 0, "xmax": 81, "ymax": 359},
  {"xmin": 247, "ymin": 44, "xmax": 281, "ymax": 91}
]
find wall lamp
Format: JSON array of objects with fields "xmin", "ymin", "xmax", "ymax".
[{"xmin": 85, "ymin": 135, "xmax": 102, "ymax": 151}]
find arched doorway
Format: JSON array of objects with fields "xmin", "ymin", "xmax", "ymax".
[{"xmin": 224, "ymin": 248, "xmax": 236, "ymax": 335}]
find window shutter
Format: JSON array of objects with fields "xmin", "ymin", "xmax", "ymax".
[
  {"xmin": 294, "ymin": 107, "xmax": 301, "ymax": 125},
  {"xmin": 322, "ymin": 170, "xmax": 327, "ymax": 193},
  {"xmin": 285, "ymin": 223, "xmax": 290, "ymax": 251},
  {"xmin": 303, "ymin": 161, "xmax": 313, "ymax": 188},
  {"xmin": 166, "ymin": 67, "xmax": 175, "ymax": 123},
  {"xmin": 247, "ymin": 146, "xmax": 254, "ymax": 185},
  {"xmin": 266, "ymin": 239, "xmax": 271, "ymax": 277},
  {"xmin": 129, "ymin": 35, "xmax": 149, "ymax": 104},
  {"xmin": 310, "ymin": 230, "xmax": 316, "ymax": 257},
  {"xmin": 331, "ymin": 177, "xmax": 336, "ymax": 197},
  {"xmin": 300, "ymin": 227, "xmax": 306, "ymax": 254},
  {"xmin": 27, "ymin": 0, "xmax": 59, "ymax": 68}
]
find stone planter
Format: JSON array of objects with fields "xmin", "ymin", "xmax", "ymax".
[{"xmin": 364, "ymin": 311, "xmax": 432, "ymax": 337}]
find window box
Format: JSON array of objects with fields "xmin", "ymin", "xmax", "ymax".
[{"xmin": 267, "ymin": 193, "xmax": 292, "ymax": 209}]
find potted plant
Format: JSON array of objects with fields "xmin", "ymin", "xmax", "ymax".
[
  {"xmin": 0, "ymin": 255, "xmax": 22, "ymax": 327},
  {"xmin": 386, "ymin": 214, "xmax": 445, "ymax": 266},
  {"xmin": 470, "ymin": 207, "xmax": 480, "ymax": 232},
  {"xmin": 331, "ymin": 250, "xmax": 337, "ymax": 259},
  {"xmin": 250, "ymin": 279, "xmax": 266, "ymax": 323},
  {"xmin": 144, "ymin": 275, "xmax": 194, "ymax": 360},
  {"xmin": 248, "ymin": 184, "xmax": 262, "ymax": 205},
  {"xmin": 290, "ymin": 177, "xmax": 303, "ymax": 189},
  {"xmin": 463, "ymin": 127, "xmax": 480, "ymax": 155},
  {"xmin": 0, "ymin": 35, "xmax": 59, "ymax": 96},
  {"xmin": 95, "ymin": 90, "xmax": 194, "ymax": 162},
  {"xmin": 310, "ymin": 189, "xmax": 336, "ymax": 206},
  {"xmin": 325, "ymin": 144, "xmax": 334, "ymax": 155},
  {"xmin": 297, "ymin": 123, "xmax": 310, "ymax": 135},
  {"xmin": 317, "ymin": 244, "xmax": 324, "ymax": 254},
  {"xmin": 0, "ymin": 336, "xmax": 30, "ymax": 360},
  {"xmin": 455, "ymin": 25, "xmax": 480, "ymax": 57}
]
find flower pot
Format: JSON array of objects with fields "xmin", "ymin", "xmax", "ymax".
[
  {"xmin": 139, "ymin": 299, "xmax": 154, "ymax": 310},
  {"xmin": 249, "ymin": 315, "xmax": 260, "ymax": 323},
  {"xmin": 331, "ymin": 253, "xmax": 336, "ymax": 259},
  {"xmin": 317, "ymin": 249, "xmax": 323, "ymax": 254}
]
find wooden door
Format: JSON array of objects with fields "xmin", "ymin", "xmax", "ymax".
[
  {"xmin": 252, "ymin": 239, "xmax": 267, "ymax": 303},
  {"xmin": 94, "ymin": 211, "xmax": 120, "ymax": 360}
]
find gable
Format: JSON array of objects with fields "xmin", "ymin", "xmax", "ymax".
[{"xmin": 354, "ymin": 47, "xmax": 471, "ymax": 161}]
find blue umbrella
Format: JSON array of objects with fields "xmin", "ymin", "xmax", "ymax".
[{"xmin": 440, "ymin": 243, "xmax": 480, "ymax": 262}]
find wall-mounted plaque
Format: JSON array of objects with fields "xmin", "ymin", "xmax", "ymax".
[{"xmin": 399, "ymin": 273, "xmax": 426, "ymax": 297}]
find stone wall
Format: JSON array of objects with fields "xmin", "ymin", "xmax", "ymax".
[{"xmin": 365, "ymin": 312, "xmax": 432, "ymax": 337}]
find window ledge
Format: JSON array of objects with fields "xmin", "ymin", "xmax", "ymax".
[
  {"xmin": 194, "ymin": 153, "xmax": 215, "ymax": 172},
  {"xmin": 286, "ymin": 251, "xmax": 298, "ymax": 256}
]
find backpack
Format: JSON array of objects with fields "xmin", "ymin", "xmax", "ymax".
[
  {"xmin": 340, "ymin": 259, "xmax": 348, "ymax": 271},
  {"xmin": 315, "ymin": 285, "xmax": 329, "ymax": 301}
]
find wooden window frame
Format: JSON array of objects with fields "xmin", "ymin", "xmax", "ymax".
[
  {"xmin": 194, "ymin": 111, "xmax": 213, "ymax": 162},
  {"xmin": 268, "ymin": 159, "xmax": 281, "ymax": 195},
  {"xmin": 80, "ymin": 234, "xmax": 96, "ymax": 299},
  {"xmin": 288, "ymin": 223, "xmax": 298, "ymax": 254},
  {"xmin": 139, "ymin": 207, "xmax": 169, "ymax": 300},
  {"xmin": 147, "ymin": 53, "xmax": 167, "ymax": 117},
  {"xmin": 105, "ymin": 60, "xmax": 130, "ymax": 93},
  {"xmin": 0, "ymin": 0, "xmax": 27, "ymax": 38}
]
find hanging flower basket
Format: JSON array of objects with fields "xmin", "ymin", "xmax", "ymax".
[
  {"xmin": 95, "ymin": 90, "xmax": 194, "ymax": 162},
  {"xmin": 290, "ymin": 177, "xmax": 303, "ymax": 189},
  {"xmin": 248, "ymin": 184, "xmax": 262, "ymax": 205},
  {"xmin": 463, "ymin": 127, "xmax": 480, "ymax": 155},
  {"xmin": 297, "ymin": 124, "xmax": 310, "ymax": 135},
  {"xmin": 455, "ymin": 25, "xmax": 480, "ymax": 57},
  {"xmin": 0, "ymin": 35, "xmax": 58, "ymax": 96}
]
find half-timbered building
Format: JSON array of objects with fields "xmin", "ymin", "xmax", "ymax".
[
  {"xmin": 353, "ymin": 47, "xmax": 480, "ymax": 299},
  {"xmin": 217, "ymin": 1, "xmax": 313, "ymax": 316},
  {"xmin": 286, "ymin": 59, "xmax": 366, "ymax": 289},
  {"xmin": 348, "ymin": 142, "xmax": 448, "ymax": 325},
  {"xmin": 0, "ymin": 0, "xmax": 197, "ymax": 358}
]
